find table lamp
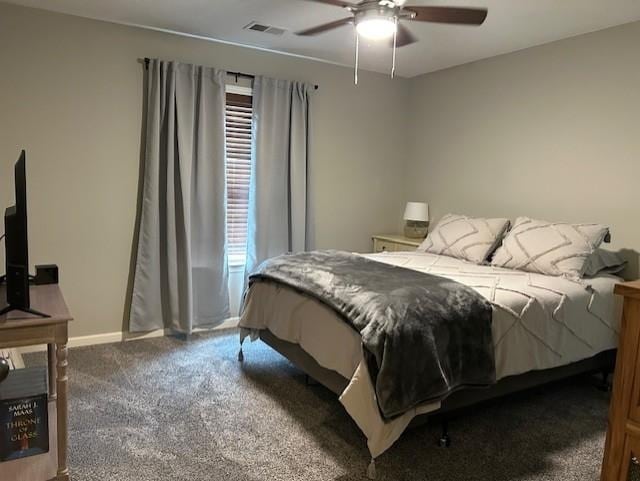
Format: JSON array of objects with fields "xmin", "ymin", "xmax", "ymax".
[{"xmin": 403, "ymin": 202, "xmax": 429, "ymax": 239}]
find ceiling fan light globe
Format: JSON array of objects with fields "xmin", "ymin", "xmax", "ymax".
[{"xmin": 356, "ymin": 18, "xmax": 396, "ymax": 40}]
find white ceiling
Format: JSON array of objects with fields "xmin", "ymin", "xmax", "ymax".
[{"xmin": 7, "ymin": 0, "xmax": 640, "ymax": 77}]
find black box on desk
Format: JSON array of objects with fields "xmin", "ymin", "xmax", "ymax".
[
  {"xmin": 0, "ymin": 367, "xmax": 49, "ymax": 462},
  {"xmin": 34, "ymin": 264, "xmax": 59, "ymax": 285}
]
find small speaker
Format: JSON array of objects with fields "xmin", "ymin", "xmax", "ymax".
[{"xmin": 35, "ymin": 264, "xmax": 59, "ymax": 285}]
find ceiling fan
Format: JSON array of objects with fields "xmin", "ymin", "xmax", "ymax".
[{"xmin": 295, "ymin": 0, "xmax": 488, "ymax": 82}]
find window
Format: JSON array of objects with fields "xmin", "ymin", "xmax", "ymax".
[{"xmin": 225, "ymin": 88, "xmax": 253, "ymax": 267}]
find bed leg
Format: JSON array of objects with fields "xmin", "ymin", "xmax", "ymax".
[
  {"xmin": 438, "ymin": 419, "xmax": 451, "ymax": 448},
  {"xmin": 237, "ymin": 337, "xmax": 245, "ymax": 363},
  {"xmin": 596, "ymin": 369, "xmax": 612, "ymax": 392}
]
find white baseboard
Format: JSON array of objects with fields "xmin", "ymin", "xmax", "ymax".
[{"xmin": 18, "ymin": 317, "xmax": 239, "ymax": 354}]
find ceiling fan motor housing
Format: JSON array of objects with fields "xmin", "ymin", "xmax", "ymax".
[
  {"xmin": 353, "ymin": 2, "xmax": 400, "ymax": 24},
  {"xmin": 353, "ymin": 2, "xmax": 417, "ymax": 26}
]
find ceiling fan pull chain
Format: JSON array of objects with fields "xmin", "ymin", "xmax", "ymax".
[
  {"xmin": 391, "ymin": 16, "xmax": 398, "ymax": 79},
  {"xmin": 354, "ymin": 29, "xmax": 360, "ymax": 85}
]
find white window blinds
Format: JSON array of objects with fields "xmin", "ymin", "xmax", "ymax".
[{"xmin": 225, "ymin": 91, "xmax": 253, "ymax": 266}]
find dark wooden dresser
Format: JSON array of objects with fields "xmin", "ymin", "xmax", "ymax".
[{"xmin": 602, "ymin": 281, "xmax": 640, "ymax": 481}]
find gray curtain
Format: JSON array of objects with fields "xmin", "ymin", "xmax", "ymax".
[
  {"xmin": 130, "ymin": 59, "xmax": 230, "ymax": 334},
  {"xmin": 244, "ymin": 77, "xmax": 311, "ymax": 278}
]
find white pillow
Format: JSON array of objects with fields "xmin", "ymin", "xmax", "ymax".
[
  {"xmin": 418, "ymin": 213, "xmax": 510, "ymax": 264},
  {"xmin": 491, "ymin": 217, "xmax": 609, "ymax": 278}
]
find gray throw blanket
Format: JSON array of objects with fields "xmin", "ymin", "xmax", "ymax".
[{"xmin": 248, "ymin": 250, "xmax": 496, "ymax": 419}]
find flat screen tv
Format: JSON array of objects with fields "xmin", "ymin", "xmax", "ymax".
[{"xmin": 1, "ymin": 150, "xmax": 46, "ymax": 317}]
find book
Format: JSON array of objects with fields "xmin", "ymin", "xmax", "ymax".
[{"xmin": 0, "ymin": 367, "xmax": 49, "ymax": 462}]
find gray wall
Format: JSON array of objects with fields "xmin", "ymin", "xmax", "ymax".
[
  {"xmin": 0, "ymin": 3, "xmax": 410, "ymax": 337},
  {"xmin": 406, "ymin": 21, "xmax": 640, "ymax": 275},
  {"xmin": 3, "ymin": 2, "xmax": 639, "ymax": 339}
]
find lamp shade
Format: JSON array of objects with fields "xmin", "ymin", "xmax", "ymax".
[{"xmin": 403, "ymin": 202, "xmax": 429, "ymax": 222}]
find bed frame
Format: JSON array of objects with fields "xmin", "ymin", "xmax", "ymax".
[{"xmin": 258, "ymin": 329, "xmax": 616, "ymax": 445}]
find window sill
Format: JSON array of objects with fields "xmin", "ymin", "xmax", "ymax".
[{"xmin": 229, "ymin": 263, "xmax": 245, "ymax": 274}]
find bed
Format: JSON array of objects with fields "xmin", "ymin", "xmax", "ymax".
[{"xmin": 238, "ymin": 250, "xmax": 622, "ymax": 467}]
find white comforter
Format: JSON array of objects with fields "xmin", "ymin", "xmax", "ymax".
[{"xmin": 239, "ymin": 251, "xmax": 622, "ymax": 458}]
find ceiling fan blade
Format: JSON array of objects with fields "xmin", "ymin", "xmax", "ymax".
[
  {"xmin": 299, "ymin": 0, "xmax": 355, "ymax": 8},
  {"xmin": 296, "ymin": 17, "xmax": 354, "ymax": 36},
  {"xmin": 403, "ymin": 6, "xmax": 488, "ymax": 25},
  {"xmin": 392, "ymin": 23, "xmax": 417, "ymax": 47}
]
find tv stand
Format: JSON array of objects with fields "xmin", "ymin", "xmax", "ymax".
[
  {"xmin": 0, "ymin": 271, "xmax": 49, "ymax": 317},
  {"xmin": 0, "ymin": 304, "xmax": 50, "ymax": 318},
  {"xmin": 0, "ymin": 284, "xmax": 73, "ymax": 481}
]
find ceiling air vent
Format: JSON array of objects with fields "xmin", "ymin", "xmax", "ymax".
[{"xmin": 244, "ymin": 22, "xmax": 286, "ymax": 36}]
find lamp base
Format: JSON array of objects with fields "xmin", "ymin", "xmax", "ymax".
[{"xmin": 404, "ymin": 220, "xmax": 429, "ymax": 239}]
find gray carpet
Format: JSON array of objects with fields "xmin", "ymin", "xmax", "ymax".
[{"xmin": 28, "ymin": 329, "xmax": 610, "ymax": 480}]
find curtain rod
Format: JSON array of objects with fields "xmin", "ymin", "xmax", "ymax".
[{"xmin": 143, "ymin": 58, "xmax": 318, "ymax": 90}]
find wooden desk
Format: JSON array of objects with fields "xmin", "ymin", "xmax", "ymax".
[{"xmin": 0, "ymin": 285, "xmax": 72, "ymax": 481}]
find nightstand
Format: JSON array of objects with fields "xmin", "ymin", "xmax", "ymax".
[{"xmin": 372, "ymin": 234, "xmax": 423, "ymax": 253}]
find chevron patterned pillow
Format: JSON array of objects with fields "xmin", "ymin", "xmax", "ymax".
[
  {"xmin": 491, "ymin": 217, "xmax": 609, "ymax": 279},
  {"xmin": 418, "ymin": 213, "xmax": 510, "ymax": 264}
]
